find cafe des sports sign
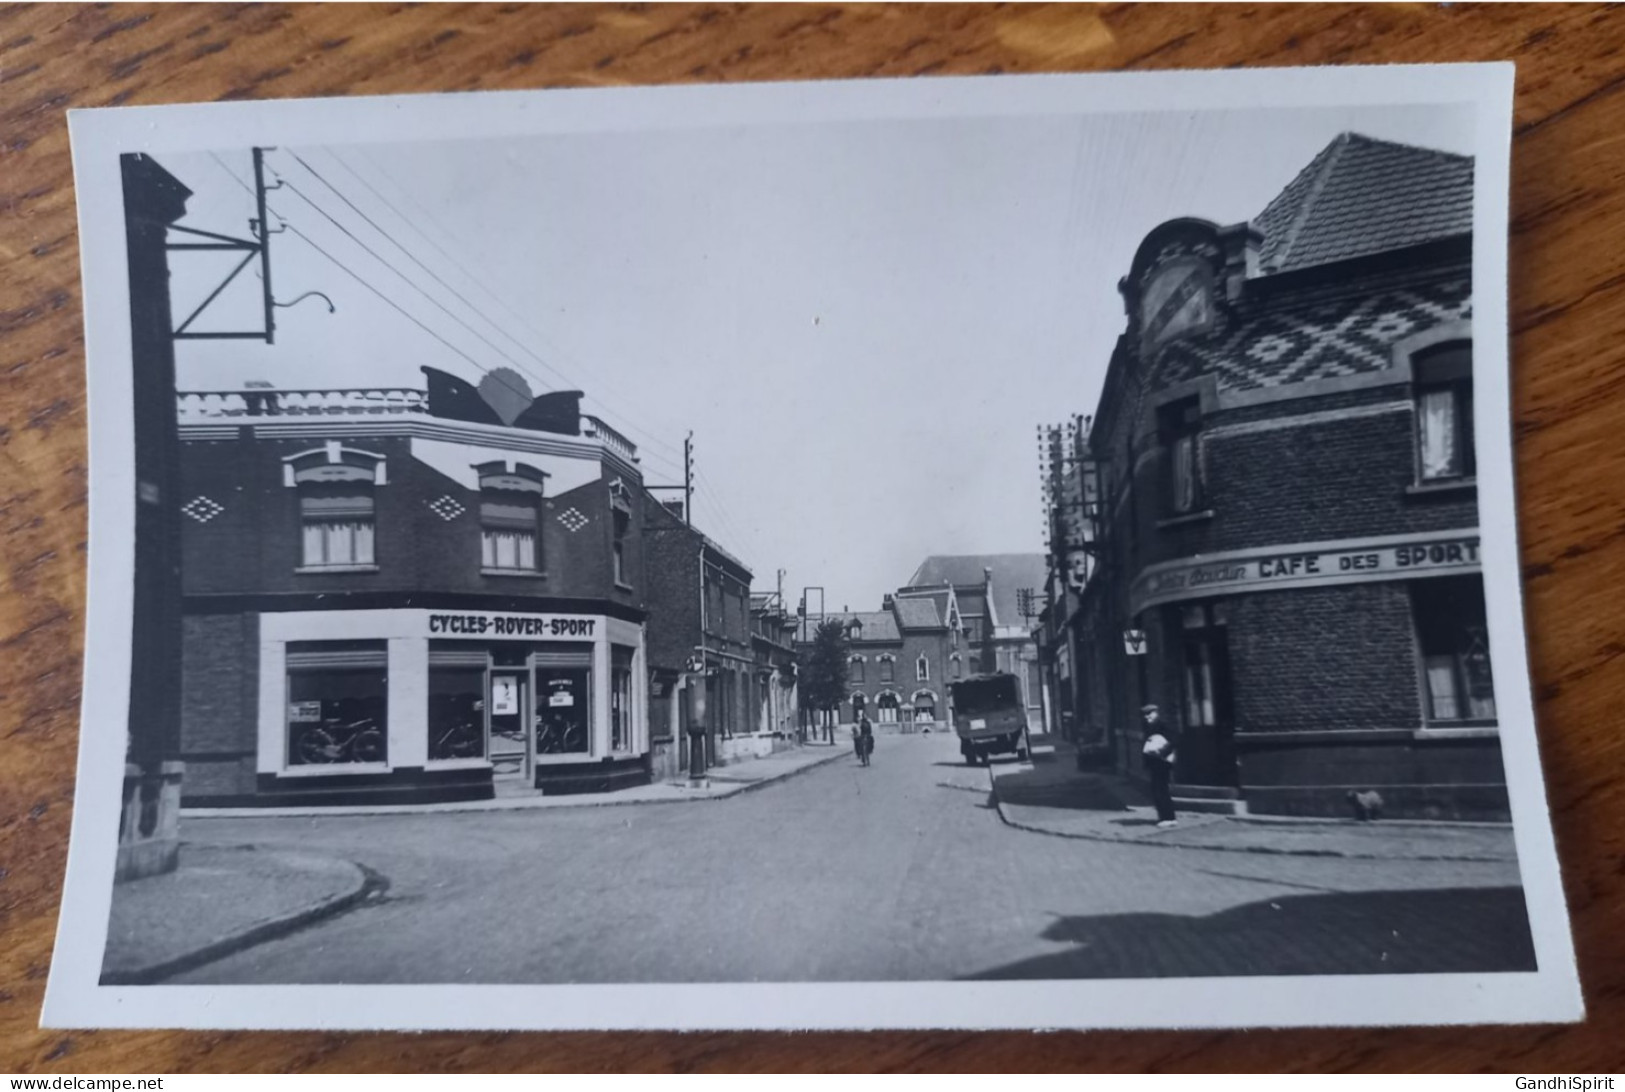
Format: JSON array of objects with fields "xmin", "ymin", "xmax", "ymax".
[{"xmin": 1129, "ymin": 530, "xmax": 1482, "ymax": 614}]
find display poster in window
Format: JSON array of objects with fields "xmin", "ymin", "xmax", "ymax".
[
  {"xmin": 491, "ymin": 676, "xmax": 520, "ymax": 716},
  {"xmin": 288, "ymin": 701, "xmax": 322, "ymax": 723}
]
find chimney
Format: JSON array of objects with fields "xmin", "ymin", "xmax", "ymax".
[{"xmin": 882, "ymin": 594, "xmax": 894, "ymax": 611}]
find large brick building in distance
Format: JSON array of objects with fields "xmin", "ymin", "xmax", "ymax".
[
  {"xmin": 1046, "ymin": 133, "xmax": 1502, "ymax": 820},
  {"xmin": 174, "ymin": 369, "xmax": 659, "ymax": 806},
  {"xmin": 812, "ymin": 553, "xmax": 1048, "ymax": 732}
]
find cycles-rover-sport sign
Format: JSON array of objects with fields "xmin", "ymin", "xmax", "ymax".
[
  {"xmin": 1129, "ymin": 532, "xmax": 1482, "ymax": 613},
  {"xmin": 428, "ymin": 613, "xmax": 598, "ymax": 638}
]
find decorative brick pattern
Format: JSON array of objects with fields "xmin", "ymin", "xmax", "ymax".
[
  {"xmin": 558, "ymin": 507, "xmax": 589, "ymax": 532},
  {"xmin": 181, "ymin": 495, "xmax": 224, "ymax": 523},
  {"xmin": 427, "ymin": 495, "xmax": 464, "ymax": 521},
  {"xmin": 1156, "ymin": 277, "xmax": 1471, "ymax": 392}
]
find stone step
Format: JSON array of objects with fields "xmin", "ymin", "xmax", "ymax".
[
  {"xmin": 1172, "ymin": 794, "xmax": 1248, "ymax": 816},
  {"xmin": 1171, "ymin": 783, "xmax": 1243, "ymax": 800}
]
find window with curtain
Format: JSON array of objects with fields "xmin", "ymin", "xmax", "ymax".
[
  {"xmin": 300, "ymin": 485, "xmax": 376, "ymax": 569},
  {"xmin": 481, "ymin": 496, "xmax": 539, "ymax": 571},
  {"xmin": 1413, "ymin": 576, "xmax": 1497, "ymax": 723},
  {"xmin": 1414, "ymin": 342, "xmax": 1475, "ymax": 482},
  {"xmin": 478, "ymin": 463, "xmax": 545, "ymax": 573},
  {"xmin": 879, "ymin": 657, "xmax": 894, "ymax": 683},
  {"xmin": 1159, "ymin": 396, "xmax": 1203, "ymax": 515}
]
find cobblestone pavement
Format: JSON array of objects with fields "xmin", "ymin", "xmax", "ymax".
[{"xmin": 169, "ymin": 733, "xmax": 1534, "ymax": 984}]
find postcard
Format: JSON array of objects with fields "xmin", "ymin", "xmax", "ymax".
[{"xmin": 44, "ymin": 62, "xmax": 1583, "ymax": 1030}]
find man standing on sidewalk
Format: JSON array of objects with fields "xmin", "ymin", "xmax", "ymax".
[{"xmin": 1141, "ymin": 704, "xmax": 1178, "ymax": 829}]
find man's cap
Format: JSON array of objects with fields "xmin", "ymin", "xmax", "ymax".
[{"xmin": 1140, "ymin": 703, "xmax": 1159, "ymax": 713}]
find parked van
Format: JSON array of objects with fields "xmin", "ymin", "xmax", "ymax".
[{"xmin": 948, "ymin": 672, "xmax": 1029, "ymax": 766}]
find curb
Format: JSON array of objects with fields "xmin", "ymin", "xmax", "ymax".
[
  {"xmin": 100, "ymin": 853, "xmax": 376, "ymax": 985},
  {"xmin": 182, "ymin": 748, "xmax": 849, "ymax": 820},
  {"xmin": 987, "ymin": 776, "xmax": 1516, "ymax": 863}
]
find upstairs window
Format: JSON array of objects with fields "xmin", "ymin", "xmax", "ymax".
[
  {"xmin": 478, "ymin": 463, "xmax": 546, "ymax": 574},
  {"xmin": 1414, "ymin": 342, "xmax": 1475, "ymax": 482},
  {"xmin": 1159, "ymin": 396, "xmax": 1202, "ymax": 515},
  {"xmin": 612, "ymin": 509, "xmax": 630, "ymax": 585},
  {"xmin": 850, "ymin": 656, "xmax": 865, "ymax": 684},
  {"xmin": 878, "ymin": 656, "xmax": 895, "ymax": 684},
  {"xmin": 285, "ymin": 444, "xmax": 384, "ymax": 572},
  {"xmin": 916, "ymin": 654, "xmax": 930, "ymax": 682}
]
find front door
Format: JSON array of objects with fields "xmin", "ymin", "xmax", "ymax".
[
  {"xmin": 488, "ymin": 671, "xmax": 530, "ymax": 779},
  {"xmin": 1175, "ymin": 603, "xmax": 1237, "ymax": 787}
]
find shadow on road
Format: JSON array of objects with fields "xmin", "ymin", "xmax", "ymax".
[
  {"xmin": 965, "ymin": 886, "xmax": 1536, "ymax": 979},
  {"xmin": 993, "ymin": 765, "xmax": 1139, "ymax": 812}
]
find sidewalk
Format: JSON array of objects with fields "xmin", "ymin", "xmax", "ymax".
[
  {"xmin": 100, "ymin": 843, "xmax": 372, "ymax": 984},
  {"xmin": 988, "ymin": 748, "xmax": 1518, "ymax": 863},
  {"xmin": 182, "ymin": 742, "xmax": 849, "ymax": 819}
]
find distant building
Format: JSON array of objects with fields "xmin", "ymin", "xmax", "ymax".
[
  {"xmin": 1043, "ymin": 133, "xmax": 1501, "ymax": 819},
  {"xmin": 804, "ymin": 554, "xmax": 1048, "ymax": 732},
  {"xmin": 901, "ymin": 554, "xmax": 1048, "ymax": 731}
]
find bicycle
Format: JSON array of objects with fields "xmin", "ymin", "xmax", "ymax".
[
  {"xmin": 296, "ymin": 717, "xmax": 384, "ymax": 764},
  {"xmin": 535, "ymin": 714, "xmax": 587, "ymax": 755},
  {"xmin": 430, "ymin": 718, "xmax": 483, "ymax": 760}
]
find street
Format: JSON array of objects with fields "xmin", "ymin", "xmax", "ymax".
[{"xmin": 172, "ymin": 733, "xmax": 1534, "ymax": 984}]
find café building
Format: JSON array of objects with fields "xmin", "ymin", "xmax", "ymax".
[
  {"xmin": 1069, "ymin": 133, "xmax": 1505, "ymax": 819},
  {"xmin": 174, "ymin": 369, "xmax": 653, "ymax": 806}
]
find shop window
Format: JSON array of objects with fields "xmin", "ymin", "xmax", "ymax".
[
  {"xmin": 286, "ymin": 446, "xmax": 383, "ymax": 572},
  {"xmin": 611, "ymin": 646, "xmax": 634, "ymax": 751},
  {"xmin": 850, "ymin": 656, "xmax": 865, "ymax": 684},
  {"xmin": 1414, "ymin": 342, "xmax": 1475, "ymax": 482},
  {"xmin": 1413, "ymin": 576, "xmax": 1497, "ymax": 722},
  {"xmin": 286, "ymin": 642, "xmax": 387, "ymax": 766},
  {"xmin": 428, "ymin": 665, "xmax": 486, "ymax": 761},
  {"xmin": 479, "ymin": 462, "xmax": 546, "ymax": 574},
  {"xmin": 1159, "ymin": 396, "xmax": 1203, "ymax": 515},
  {"xmin": 535, "ymin": 652, "xmax": 592, "ymax": 755},
  {"xmin": 916, "ymin": 654, "xmax": 930, "ymax": 682},
  {"xmin": 879, "ymin": 656, "xmax": 895, "ymax": 683}
]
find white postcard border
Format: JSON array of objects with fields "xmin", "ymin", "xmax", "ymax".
[{"xmin": 45, "ymin": 61, "xmax": 1583, "ymax": 1031}]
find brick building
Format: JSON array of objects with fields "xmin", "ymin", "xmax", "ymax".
[
  {"xmin": 175, "ymin": 369, "xmax": 656, "ymax": 805},
  {"xmin": 641, "ymin": 498, "xmax": 766, "ymax": 780},
  {"xmin": 901, "ymin": 554, "xmax": 1048, "ymax": 732},
  {"xmin": 1047, "ymin": 133, "xmax": 1503, "ymax": 819},
  {"xmin": 808, "ymin": 553, "xmax": 1048, "ymax": 732}
]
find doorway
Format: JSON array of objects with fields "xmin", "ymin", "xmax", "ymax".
[
  {"xmin": 488, "ymin": 671, "xmax": 530, "ymax": 780},
  {"xmin": 1175, "ymin": 602, "xmax": 1236, "ymax": 787}
]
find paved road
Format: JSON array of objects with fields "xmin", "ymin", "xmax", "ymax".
[{"xmin": 173, "ymin": 733, "xmax": 1534, "ymax": 984}]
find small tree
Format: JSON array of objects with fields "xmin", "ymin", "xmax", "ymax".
[{"xmin": 800, "ymin": 618, "xmax": 849, "ymax": 739}]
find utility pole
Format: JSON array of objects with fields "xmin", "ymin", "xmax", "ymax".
[
  {"xmin": 684, "ymin": 431, "xmax": 694, "ymax": 527},
  {"xmin": 646, "ymin": 429, "xmax": 695, "ymax": 525}
]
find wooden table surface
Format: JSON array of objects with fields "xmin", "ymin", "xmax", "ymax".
[{"xmin": 2, "ymin": 2, "xmax": 1622, "ymax": 1074}]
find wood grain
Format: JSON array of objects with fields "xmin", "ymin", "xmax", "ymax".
[{"xmin": 2, "ymin": 1, "xmax": 1622, "ymax": 1073}]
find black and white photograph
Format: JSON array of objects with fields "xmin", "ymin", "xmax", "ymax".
[{"xmin": 45, "ymin": 64, "xmax": 1581, "ymax": 1031}]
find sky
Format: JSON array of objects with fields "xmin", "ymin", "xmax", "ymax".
[{"xmin": 165, "ymin": 101, "xmax": 1475, "ymax": 612}]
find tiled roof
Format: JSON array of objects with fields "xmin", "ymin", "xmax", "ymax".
[
  {"xmin": 1252, "ymin": 133, "xmax": 1473, "ymax": 275},
  {"xmin": 893, "ymin": 597, "xmax": 943, "ymax": 630},
  {"xmin": 904, "ymin": 554, "xmax": 1048, "ymax": 628},
  {"xmin": 825, "ymin": 610, "xmax": 901, "ymax": 643}
]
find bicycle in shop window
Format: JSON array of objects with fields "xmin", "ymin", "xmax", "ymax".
[
  {"xmin": 430, "ymin": 717, "xmax": 484, "ymax": 760},
  {"xmin": 296, "ymin": 717, "xmax": 385, "ymax": 765},
  {"xmin": 535, "ymin": 710, "xmax": 588, "ymax": 755}
]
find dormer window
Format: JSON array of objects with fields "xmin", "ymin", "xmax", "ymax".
[
  {"xmin": 478, "ymin": 461, "xmax": 547, "ymax": 574},
  {"xmin": 284, "ymin": 444, "xmax": 385, "ymax": 572},
  {"xmin": 847, "ymin": 619, "xmax": 863, "ymax": 641}
]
